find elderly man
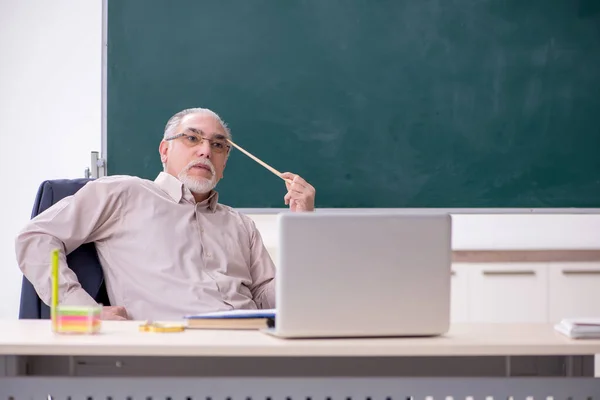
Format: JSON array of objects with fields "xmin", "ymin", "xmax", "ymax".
[{"xmin": 15, "ymin": 108, "xmax": 316, "ymax": 320}]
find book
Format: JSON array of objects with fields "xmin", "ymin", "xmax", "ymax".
[
  {"xmin": 554, "ymin": 318, "xmax": 600, "ymax": 339},
  {"xmin": 184, "ymin": 308, "xmax": 276, "ymax": 330}
]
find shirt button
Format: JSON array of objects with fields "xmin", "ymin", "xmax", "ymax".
[{"xmin": 206, "ymin": 253, "xmax": 212, "ymax": 258}]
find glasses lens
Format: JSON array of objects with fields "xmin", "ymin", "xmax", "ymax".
[{"xmin": 179, "ymin": 133, "xmax": 228, "ymax": 154}]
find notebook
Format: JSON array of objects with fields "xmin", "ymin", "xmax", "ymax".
[
  {"xmin": 554, "ymin": 318, "xmax": 600, "ymax": 339},
  {"xmin": 184, "ymin": 308, "xmax": 276, "ymax": 330}
]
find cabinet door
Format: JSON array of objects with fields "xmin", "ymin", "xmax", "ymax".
[
  {"xmin": 450, "ymin": 264, "xmax": 470, "ymax": 322},
  {"xmin": 549, "ymin": 262, "xmax": 600, "ymax": 323},
  {"xmin": 469, "ymin": 263, "xmax": 548, "ymax": 323}
]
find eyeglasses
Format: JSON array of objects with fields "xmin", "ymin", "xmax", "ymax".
[{"xmin": 164, "ymin": 130, "xmax": 231, "ymax": 154}]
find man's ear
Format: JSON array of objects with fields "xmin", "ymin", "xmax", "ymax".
[{"xmin": 159, "ymin": 141, "xmax": 169, "ymax": 164}]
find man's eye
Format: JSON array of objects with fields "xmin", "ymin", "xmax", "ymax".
[
  {"xmin": 212, "ymin": 142, "xmax": 224, "ymax": 149},
  {"xmin": 186, "ymin": 135, "xmax": 200, "ymax": 143}
]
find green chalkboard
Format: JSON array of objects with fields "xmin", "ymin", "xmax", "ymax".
[{"xmin": 107, "ymin": 0, "xmax": 600, "ymax": 208}]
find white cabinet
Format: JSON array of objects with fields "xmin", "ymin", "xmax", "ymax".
[
  {"xmin": 548, "ymin": 262, "xmax": 600, "ymax": 323},
  {"xmin": 450, "ymin": 261, "xmax": 600, "ymax": 324},
  {"xmin": 450, "ymin": 264, "xmax": 470, "ymax": 323},
  {"xmin": 467, "ymin": 263, "xmax": 548, "ymax": 323}
]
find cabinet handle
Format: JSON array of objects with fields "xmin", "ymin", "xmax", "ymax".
[
  {"xmin": 482, "ymin": 270, "xmax": 536, "ymax": 276},
  {"xmin": 451, "ymin": 270, "xmax": 456, "ymax": 276},
  {"xmin": 562, "ymin": 269, "xmax": 600, "ymax": 276}
]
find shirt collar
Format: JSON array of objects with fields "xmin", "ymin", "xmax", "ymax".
[{"xmin": 154, "ymin": 172, "xmax": 219, "ymax": 211}]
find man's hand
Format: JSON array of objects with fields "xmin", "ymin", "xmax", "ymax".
[
  {"xmin": 101, "ymin": 306, "xmax": 129, "ymax": 320},
  {"xmin": 281, "ymin": 172, "xmax": 316, "ymax": 212}
]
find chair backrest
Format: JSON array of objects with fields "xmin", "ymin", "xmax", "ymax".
[{"xmin": 18, "ymin": 179, "xmax": 110, "ymax": 319}]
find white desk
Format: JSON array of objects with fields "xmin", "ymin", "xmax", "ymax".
[
  {"xmin": 2, "ymin": 320, "xmax": 600, "ymax": 399},
  {"xmin": 1, "ymin": 320, "xmax": 600, "ymax": 357}
]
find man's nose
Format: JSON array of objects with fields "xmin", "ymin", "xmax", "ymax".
[{"xmin": 193, "ymin": 140, "xmax": 212, "ymax": 158}]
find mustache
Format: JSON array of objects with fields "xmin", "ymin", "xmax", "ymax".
[{"xmin": 184, "ymin": 159, "xmax": 216, "ymax": 175}]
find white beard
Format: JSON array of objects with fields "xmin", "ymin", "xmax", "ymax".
[{"xmin": 178, "ymin": 159, "xmax": 217, "ymax": 194}]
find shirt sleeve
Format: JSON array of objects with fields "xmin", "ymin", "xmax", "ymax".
[
  {"xmin": 246, "ymin": 218, "xmax": 276, "ymax": 309},
  {"xmin": 15, "ymin": 178, "xmax": 125, "ymax": 308}
]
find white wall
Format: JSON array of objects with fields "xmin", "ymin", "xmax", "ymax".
[{"xmin": 0, "ymin": 0, "xmax": 102, "ymax": 319}]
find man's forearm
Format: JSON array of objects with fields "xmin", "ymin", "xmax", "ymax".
[{"xmin": 254, "ymin": 278, "xmax": 276, "ymax": 309}]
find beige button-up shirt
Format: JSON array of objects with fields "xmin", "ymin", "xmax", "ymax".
[{"xmin": 15, "ymin": 172, "xmax": 276, "ymax": 320}]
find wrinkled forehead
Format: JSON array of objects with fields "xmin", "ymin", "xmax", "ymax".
[{"xmin": 178, "ymin": 113, "xmax": 230, "ymax": 139}]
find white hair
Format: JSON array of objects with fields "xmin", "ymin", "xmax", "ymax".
[{"xmin": 163, "ymin": 107, "xmax": 231, "ymax": 140}]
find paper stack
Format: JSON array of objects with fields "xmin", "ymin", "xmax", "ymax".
[{"xmin": 554, "ymin": 318, "xmax": 600, "ymax": 339}]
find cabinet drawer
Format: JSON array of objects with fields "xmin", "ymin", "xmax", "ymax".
[
  {"xmin": 549, "ymin": 262, "xmax": 600, "ymax": 323},
  {"xmin": 468, "ymin": 263, "xmax": 548, "ymax": 323}
]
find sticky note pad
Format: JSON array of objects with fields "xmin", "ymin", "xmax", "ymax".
[{"xmin": 54, "ymin": 305, "xmax": 102, "ymax": 334}]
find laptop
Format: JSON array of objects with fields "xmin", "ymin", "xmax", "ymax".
[{"xmin": 266, "ymin": 212, "xmax": 452, "ymax": 338}]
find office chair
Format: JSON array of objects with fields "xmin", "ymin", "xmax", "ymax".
[{"xmin": 18, "ymin": 179, "xmax": 111, "ymax": 319}]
